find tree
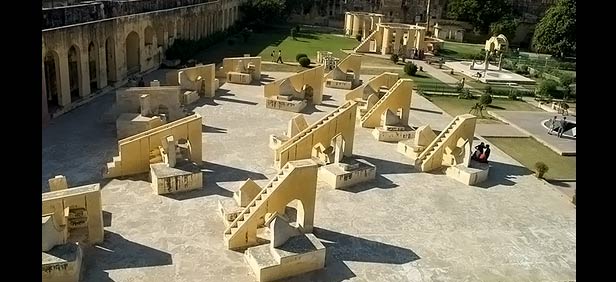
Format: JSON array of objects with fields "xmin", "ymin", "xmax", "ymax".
[
  {"xmin": 446, "ymin": 0, "xmax": 514, "ymax": 33},
  {"xmin": 298, "ymin": 56, "xmax": 311, "ymax": 67},
  {"xmin": 536, "ymin": 79, "xmax": 560, "ymax": 98},
  {"xmin": 240, "ymin": 0, "xmax": 286, "ymax": 30},
  {"xmin": 479, "ymin": 93, "xmax": 492, "ymax": 106},
  {"xmin": 390, "ymin": 54, "xmax": 399, "ymax": 64},
  {"xmin": 404, "ymin": 62, "xmax": 418, "ymax": 76},
  {"xmin": 240, "ymin": 28, "xmax": 252, "ymax": 43},
  {"xmin": 490, "ymin": 16, "xmax": 517, "ymax": 40},
  {"xmin": 532, "ymin": 0, "xmax": 576, "ymax": 58},
  {"xmin": 296, "ymin": 53, "xmax": 308, "ymax": 62}
]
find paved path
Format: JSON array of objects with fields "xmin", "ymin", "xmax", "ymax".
[{"xmin": 489, "ymin": 111, "xmax": 576, "ymax": 156}]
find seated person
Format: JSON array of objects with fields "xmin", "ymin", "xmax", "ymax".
[
  {"xmin": 477, "ymin": 145, "xmax": 491, "ymax": 163},
  {"xmin": 472, "ymin": 142, "xmax": 485, "ymax": 160}
]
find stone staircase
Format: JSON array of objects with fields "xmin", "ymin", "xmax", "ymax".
[
  {"xmin": 414, "ymin": 115, "xmax": 474, "ymax": 172},
  {"xmin": 359, "ymin": 79, "xmax": 403, "ymax": 127},
  {"xmin": 223, "ymin": 160, "xmax": 317, "ymax": 250},
  {"xmin": 275, "ymin": 101, "xmax": 355, "ymax": 168}
]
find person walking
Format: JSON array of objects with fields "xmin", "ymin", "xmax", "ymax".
[
  {"xmin": 270, "ymin": 50, "xmax": 275, "ymax": 62},
  {"xmin": 276, "ymin": 50, "xmax": 284, "ymax": 64},
  {"xmin": 558, "ymin": 117, "xmax": 567, "ymax": 138},
  {"xmin": 548, "ymin": 116, "xmax": 558, "ymax": 135}
]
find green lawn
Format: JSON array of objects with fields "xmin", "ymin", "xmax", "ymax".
[
  {"xmin": 486, "ymin": 137, "xmax": 576, "ymax": 180},
  {"xmin": 192, "ymin": 25, "xmax": 357, "ymax": 65},
  {"xmin": 439, "ymin": 41, "xmax": 484, "ymax": 59},
  {"xmin": 257, "ymin": 28, "xmax": 357, "ymax": 63},
  {"xmin": 426, "ymin": 95, "xmax": 540, "ymax": 123}
]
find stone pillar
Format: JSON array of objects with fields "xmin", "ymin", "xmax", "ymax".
[
  {"xmin": 48, "ymin": 175, "xmax": 68, "ymax": 192},
  {"xmin": 85, "ymin": 191, "xmax": 104, "ymax": 244},
  {"xmin": 42, "ymin": 62, "xmax": 49, "ymax": 125},
  {"xmin": 79, "ymin": 49, "xmax": 91, "ymax": 97},
  {"xmin": 162, "ymin": 135, "xmax": 177, "ymax": 168},
  {"xmin": 352, "ymin": 15, "xmax": 360, "ymax": 37},
  {"xmin": 393, "ymin": 29, "xmax": 401, "ymax": 54},
  {"xmin": 362, "ymin": 18, "xmax": 367, "ymax": 39},
  {"xmin": 140, "ymin": 94, "xmax": 152, "ymax": 117},
  {"xmin": 345, "ymin": 13, "xmax": 351, "ymax": 35},
  {"xmin": 97, "ymin": 44, "xmax": 108, "ymax": 89},
  {"xmin": 58, "ymin": 51, "xmax": 72, "ymax": 107},
  {"xmin": 381, "ymin": 27, "xmax": 391, "ymax": 55}
]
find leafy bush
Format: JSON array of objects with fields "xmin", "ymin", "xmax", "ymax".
[
  {"xmin": 484, "ymin": 85, "xmax": 492, "ymax": 95},
  {"xmin": 390, "ymin": 54, "xmax": 399, "ymax": 63},
  {"xmin": 298, "ymin": 56, "xmax": 311, "ymax": 67},
  {"xmin": 508, "ymin": 91, "xmax": 519, "ymax": 100},
  {"xmin": 534, "ymin": 162, "xmax": 549, "ymax": 179},
  {"xmin": 296, "ymin": 53, "xmax": 308, "ymax": 62},
  {"xmin": 458, "ymin": 89, "xmax": 474, "ymax": 99},
  {"xmin": 479, "ymin": 93, "xmax": 493, "ymax": 105},
  {"xmin": 515, "ymin": 64, "xmax": 530, "ymax": 75},
  {"xmin": 227, "ymin": 38, "xmax": 235, "ymax": 45},
  {"xmin": 536, "ymin": 79, "xmax": 560, "ymax": 98},
  {"xmin": 295, "ymin": 25, "xmax": 301, "ymax": 33},
  {"xmin": 404, "ymin": 62, "xmax": 418, "ymax": 76}
]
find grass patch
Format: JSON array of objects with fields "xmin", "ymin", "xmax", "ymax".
[
  {"xmin": 426, "ymin": 95, "xmax": 540, "ymax": 123},
  {"xmin": 257, "ymin": 28, "xmax": 357, "ymax": 63},
  {"xmin": 439, "ymin": 41, "xmax": 484, "ymax": 60},
  {"xmin": 486, "ymin": 137, "xmax": 576, "ymax": 180},
  {"xmin": 191, "ymin": 25, "xmax": 357, "ymax": 65}
]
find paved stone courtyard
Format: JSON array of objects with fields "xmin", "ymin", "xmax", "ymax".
[{"xmin": 42, "ymin": 71, "xmax": 576, "ymax": 281}]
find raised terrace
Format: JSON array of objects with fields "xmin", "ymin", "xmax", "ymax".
[{"xmin": 42, "ymin": 70, "xmax": 576, "ymax": 281}]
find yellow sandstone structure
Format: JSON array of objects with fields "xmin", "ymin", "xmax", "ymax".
[
  {"xmin": 345, "ymin": 72, "xmax": 399, "ymax": 116},
  {"xmin": 273, "ymin": 101, "xmax": 357, "ymax": 169},
  {"xmin": 104, "ymin": 114, "xmax": 203, "ymax": 180},
  {"xmin": 485, "ymin": 34, "xmax": 509, "ymax": 54},
  {"xmin": 400, "ymin": 114, "xmax": 490, "ymax": 185},
  {"xmin": 354, "ymin": 23, "xmax": 427, "ymax": 56},
  {"xmin": 42, "ymin": 0, "xmax": 242, "ymax": 123},
  {"xmin": 219, "ymin": 159, "xmax": 326, "ymax": 281},
  {"xmin": 264, "ymin": 65, "xmax": 325, "ymax": 113},
  {"xmin": 344, "ymin": 12, "xmax": 384, "ymax": 39},
  {"xmin": 324, "ymin": 53, "xmax": 363, "ymax": 89},
  {"xmin": 359, "ymin": 78, "xmax": 415, "ymax": 142},
  {"xmin": 42, "ymin": 176, "xmax": 104, "ymax": 282},
  {"xmin": 216, "ymin": 56, "xmax": 262, "ymax": 84},
  {"xmin": 165, "ymin": 63, "xmax": 220, "ymax": 98}
]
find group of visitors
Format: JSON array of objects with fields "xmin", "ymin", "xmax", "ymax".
[
  {"xmin": 270, "ymin": 50, "xmax": 283, "ymax": 64},
  {"xmin": 547, "ymin": 116, "xmax": 568, "ymax": 138},
  {"xmin": 472, "ymin": 142, "xmax": 491, "ymax": 163}
]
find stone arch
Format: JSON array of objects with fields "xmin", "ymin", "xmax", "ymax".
[
  {"xmin": 283, "ymin": 199, "xmax": 306, "ymax": 229},
  {"xmin": 88, "ymin": 41, "xmax": 99, "ymax": 91},
  {"xmin": 67, "ymin": 44, "xmax": 82, "ymax": 102},
  {"xmin": 105, "ymin": 36, "xmax": 117, "ymax": 83},
  {"xmin": 144, "ymin": 26, "xmax": 154, "ymax": 46},
  {"xmin": 156, "ymin": 24, "xmax": 165, "ymax": 48},
  {"xmin": 44, "ymin": 49, "xmax": 62, "ymax": 113},
  {"xmin": 125, "ymin": 31, "xmax": 140, "ymax": 75}
]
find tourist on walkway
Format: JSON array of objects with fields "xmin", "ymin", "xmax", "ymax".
[
  {"xmin": 548, "ymin": 116, "xmax": 558, "ymax": 135},
  {"xmin": 138, "ymin": 77, "xmax": 145, "ymax": 87},
  {"xmin": 558, "ymin": 117, "xmax": 568, "ymax": 138},
  {"xmin": 271, "ymin": 50, "xmax": 275, "ymax": 62},
  {"xmin": 276, "ymin": 50, "xmax": 284, "ymax": 64}
]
